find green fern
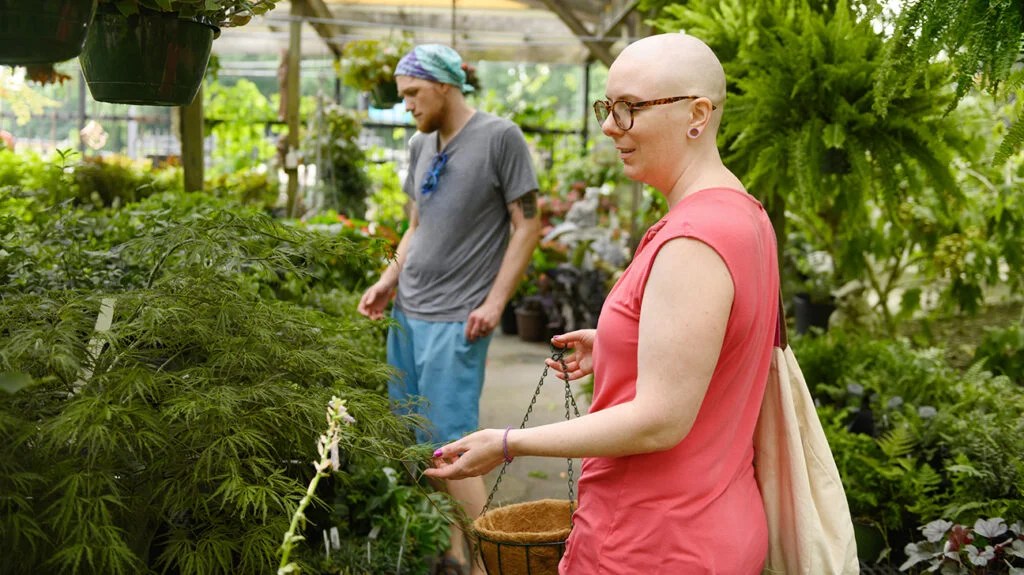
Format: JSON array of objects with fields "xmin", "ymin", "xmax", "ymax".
[{"xmin": 877, "ymin": 0, "xmax": 1024, "ymax": 161}]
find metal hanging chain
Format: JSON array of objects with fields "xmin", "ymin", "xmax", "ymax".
[{"xmin": 483, "ymin": 343, "xmax": 583, "ymax": 515}]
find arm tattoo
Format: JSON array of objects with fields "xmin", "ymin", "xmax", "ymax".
[{"xmin": 515, "ymin": 191, "xmax": 538, "ymax": 219}]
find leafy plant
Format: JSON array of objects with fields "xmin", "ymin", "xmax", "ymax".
[
  {"xmin": 301, "ymin": 455, "xmax": 453, "ymax": 575},
  {"xmin": 72, "ymin": 154, "xmax": 177, "ymax": 207},
  {"xmin": 900, "ymin": 517, "xmax": 1024, "ymax": 574},
  {"xmin": 304, "ymin": 100, "xmax": 371, "ymax": 218},
  {"xmin": 338, "ymin": 37, "xmax": 412, "ymax": 93},
  {"xmin": 973, "ymin": 324, "xmax": 1024, "ymax": 384},
  {"xmin": 876, "ymin": 0, "xmax": 1024, "ymax": 164},
  {"xmin": 0, "ymin": 187, "xmax": 422, "ymax": 574},
  {"xmin": 204, "ymin": 78, "xmax": 282, "ymax": 177},
  {"xmin": 24, "ymin": 63, "xmax": 72, "ymax": 86},
  {"xmin": 649, "ymin": 0, "xmax": 971, "ymax": 326},
  {"xmin": 0, "ymin": 66, "xmax": 60, "ymax": 125},
  {"xmin": 365, "ymin": 157, "xmax": 408, "ymax": 236},
  {"xmin": 798, "ymin": 329, "xmax": 1024, "ymax": 564},
  {"xmin": 98, "ymin": 0, "xmax": 279, "ymax": 27}
]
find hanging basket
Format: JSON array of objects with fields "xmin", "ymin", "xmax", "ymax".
[
  {"xmin": 472, "ymin": 345, "xmax": 581, "ymax": 575},
  {"xmin": 370, "ymin": 80, "xmax": 401, "ymax": 109},
  {"xmin": 474, "ymin": 499, "xmax": 575, "ymax": 575},
  {"xmin": 0, "ymin": 0, "xmax": 97, "ymax": 65},
  {"xmin": 79, "ymin": 7, "xmax": 218, "ymax": 107}
]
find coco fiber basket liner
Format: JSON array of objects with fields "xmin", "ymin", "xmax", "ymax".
[{"xmin": 473, "ymin": 499, "xmax": 575, "ymax": 575}]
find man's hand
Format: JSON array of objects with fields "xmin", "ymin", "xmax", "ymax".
[
  {"xmin": 465, "ymin": 301, "xmax": 502, "ymax": 341},
  {"xmin": 357, "ymin": 281, "xmax": 395, "ymax": 320}
]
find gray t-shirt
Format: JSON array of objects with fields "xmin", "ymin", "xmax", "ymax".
[{"xmin": 396, "ymin": 111, "xmax": 538, "ymax": 321}]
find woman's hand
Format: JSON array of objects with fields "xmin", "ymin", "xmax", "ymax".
[
  {"xmin": 424, "ymin": 428, "xmax": 506, "ymax": 480},
  {"xmin": 546, "ymin": 329, "xmax": 597, "ymax": 381}
]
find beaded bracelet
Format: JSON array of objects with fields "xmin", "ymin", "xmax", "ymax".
[{"xmin": 502, "ymin": 425, "xmax": 514, "ymax": 463}]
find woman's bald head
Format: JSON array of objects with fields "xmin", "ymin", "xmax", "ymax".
[{"xmin": 609, "ymin": 33, "xmax": 726, "ymax": 109}]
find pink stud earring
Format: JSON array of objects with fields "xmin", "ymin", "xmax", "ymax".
[{"xmin": 687, "ymin": 127, "xmax": 701, "ymax": 139}]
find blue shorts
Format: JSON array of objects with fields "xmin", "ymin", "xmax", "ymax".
[{"xmin": 387, "ymin": 307, "xmax": 493, "ymax": 445}]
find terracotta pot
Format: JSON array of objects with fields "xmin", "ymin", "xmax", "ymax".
[{"xmin": 515, "ymin": 307, "xmax": 546, "ymax": 343}]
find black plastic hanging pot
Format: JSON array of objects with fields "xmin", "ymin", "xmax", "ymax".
[
  {"xmin": 79, "ymin": 6, "xmax": 219, "ymax": 107},
  {"xmin": 370, "ymin": 80, "xmax": 401, "ymax": 109},
  {"xmin": 0, "ymin": 0, "xmax": 97, "ymax": 65}
]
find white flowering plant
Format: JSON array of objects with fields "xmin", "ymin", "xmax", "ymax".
[
  {"xmin": 278, "ymin": 396, "xmax": 356, "ymax": 575},
  {"xmin": 900, "ymin": 518, "xmax": 1024, "ymax": 574}
]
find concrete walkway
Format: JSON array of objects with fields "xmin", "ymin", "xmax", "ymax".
[{"xmin": 478, "ymin": 333, "xmax": 590, "ymax": 507}]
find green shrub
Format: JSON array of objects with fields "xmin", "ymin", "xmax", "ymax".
[
  {"xmin": 973, "ymin": 324, "xmax": 1024, "ymax": 385},
  {"xmin": 72, "ymin": 155, "xmax": 176, "ymax": 207},
  {"xmin": 797, "ymin": 329, "xmax": 1024, "ymax": 561},
  {"xmin": 301, "ymin": 454, "xmax": 453, "ymax": 575},
  {"xmin": 0, "ymin": 191, "xmax": 431, "ymax": 574}
]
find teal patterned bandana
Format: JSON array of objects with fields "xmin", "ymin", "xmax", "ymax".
[{"xmin": 395, "ymin": 44, "xmax": 474, "ymax": 94}]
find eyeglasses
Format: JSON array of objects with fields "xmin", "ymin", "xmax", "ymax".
[
  {"xmin": 420, "ymin": 151, "xmax": 449, "ymax": 197},
  {"xmin": 593, "ymin": 96, "xmax": 716, "ymax": 131}
]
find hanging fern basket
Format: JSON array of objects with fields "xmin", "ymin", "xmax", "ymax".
[
  {"xmin": 0, "ymin": 0, "xmax": 97, "ymax": 65},
  {"xmin": 79, "ymin": 6, "xmax": 218, "ymax": 107}
]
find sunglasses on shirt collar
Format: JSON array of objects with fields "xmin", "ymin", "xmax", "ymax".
[{"xmin": 421, "ymin": 151, "xmax": 449, "ymax": 197}]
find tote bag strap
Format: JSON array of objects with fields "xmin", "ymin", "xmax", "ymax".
[{"xmin": 774, "ymin": 293, "xmax": 787, "ymax": 349}]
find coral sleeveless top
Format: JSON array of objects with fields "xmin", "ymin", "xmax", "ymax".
[{"xmin": 559, "ymin": 188, "xmax": 779, "ymax": 574}]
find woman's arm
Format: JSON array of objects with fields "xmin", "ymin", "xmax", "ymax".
[{"xmin": 426, "ymin": 237, "xmax": 733, "ymax": 479}]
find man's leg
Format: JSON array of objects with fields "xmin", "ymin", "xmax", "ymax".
[
  {"xmin": 386, "ymin": 308, "xmax": 421, "ymax": 423},
  {"xmin": 414, "ymin": 319, "xmax": 493, "ymax": 574},
  {"xmin": 438, "ymin": 476, "xmax": 487, "ymax": 575}
]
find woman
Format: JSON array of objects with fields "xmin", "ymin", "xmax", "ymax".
[{"xmin": 426, "ymin": 33, "xmax": 779, "ymax": 574}]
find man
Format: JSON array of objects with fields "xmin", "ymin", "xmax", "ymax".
[{"xmin": 357, "ymin": 44, "xmax": 540, "ymax": 575}]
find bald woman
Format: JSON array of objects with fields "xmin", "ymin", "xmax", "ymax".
[{"xmin": 427, "ymin": 34, "xmax": 779, "ymax": 574}]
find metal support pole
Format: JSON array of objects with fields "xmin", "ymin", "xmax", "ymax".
[
  {"xmin": 78, "ymin": 71, "xmax": 87, "ymax": 155},
  {"xmin": 285, "ymin": 6, "xmax": 302, "ymax": 218},
  {"xmin": 181, "ymin": 87, "xmax": 204, "ymax": 192},
  {"xmin": 581, "ymin": 59, "xmax": 591, "ymax": 155},
  {"xmin": 334, "ymin": 56, "xmax": 342, "ymax": 104}
]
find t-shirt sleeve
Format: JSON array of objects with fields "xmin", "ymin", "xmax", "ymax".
[
  {"xmin": 404, "ymin": 133, "xmax": 423, "ymax": 200},
  {"xmin": 495, "ymin": 123, "xmax": 539, "ymax": 204}
]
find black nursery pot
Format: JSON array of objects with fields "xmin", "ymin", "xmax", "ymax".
[
  {"xmin": 792, "ymin": 293, "xmax": 836, "ymax": 335},
  {"xmin": 0, "ymin": 0, "xmax": 97, "ymax": 65},
  {"xmin": 370, "ymin": 80, "xmax": 401, "ymax": 109},
  {"xmin": 79, "ymin": 7, "xmax": 219, "ymax": 107}
]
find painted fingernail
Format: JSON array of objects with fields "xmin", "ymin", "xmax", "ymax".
[{"xmin": 433, "ymin": 449, "xmax": 443, "ymax": 458}]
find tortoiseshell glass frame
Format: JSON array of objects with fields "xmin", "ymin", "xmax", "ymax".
[{"xmin": 593, "ymin": 96, "xmax": 717, "ymax": 131}]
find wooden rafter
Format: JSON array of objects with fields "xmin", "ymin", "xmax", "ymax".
[
  {"xmin": 596, "ymin": 0, "xmax": 638, "ymax": 41},
  {"xmin": 535, "ymin": 0, "xmax": 615, "ymax": 67},
  {"xmin": 296, "ymin": 0, "xmax": 347, "ymax": 58}
]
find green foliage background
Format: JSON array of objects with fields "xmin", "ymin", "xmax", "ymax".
[
  {"xmin": 648, "ymin": 0, "xmax": 1024, "ymax": 326},
  {"xmin": 0, "ymin": 154, "xmax": 446, "ymax": 574}
]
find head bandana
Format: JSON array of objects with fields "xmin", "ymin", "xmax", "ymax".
[{"xmin": 394, "ymin": 44, "xmax": 475, "ymax": 94}]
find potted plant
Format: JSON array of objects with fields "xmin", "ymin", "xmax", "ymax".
[
  {"xmin": 79, "ymin": 0, "xmax": 278, "ymax": 106},
  {"xmin": 0, "ymin": 0, "xmax": 97, "ymax": 65},
  {"xmin": 338, "ymin": 36, "xmax": 412, "ymax": 109},
  {"xmin": 786, "ymin": 229, "xmax": 837, "ymax": 334}
]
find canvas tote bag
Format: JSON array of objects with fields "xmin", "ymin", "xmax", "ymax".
[{"xmin": 754, "ymin": 299, "xmax": 859, "ymax": 574}]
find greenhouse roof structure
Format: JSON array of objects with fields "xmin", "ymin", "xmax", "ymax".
[{"xmin": 215, "ymin": 0, "xmax": 648, "ymax": 66}]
